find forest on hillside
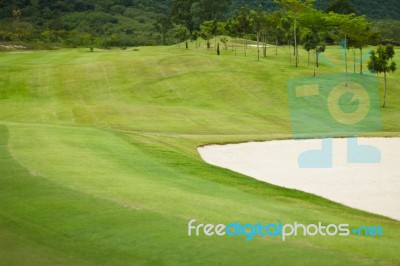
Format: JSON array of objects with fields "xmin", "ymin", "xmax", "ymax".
[{"xmin": 0, "ymin": 0, "xmax": 399, "ymax": 48}]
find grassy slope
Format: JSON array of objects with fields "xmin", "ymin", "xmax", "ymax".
[{"xmin": 0, "ymin": 43, "xmax": 399, "ymax": 265}]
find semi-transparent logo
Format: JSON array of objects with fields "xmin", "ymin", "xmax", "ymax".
[{"xmin": 286, "ymin": 47, "xmax": 382, "ymax": 168}]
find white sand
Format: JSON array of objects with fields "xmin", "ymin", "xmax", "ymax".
[{"xmin": 198, "ymin": 138, "xmax": 400, "ymax": 220}]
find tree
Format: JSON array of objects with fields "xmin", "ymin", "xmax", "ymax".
[
  {"xmin": 279, "ymin": 15, "xmax": 295, "ymax": 63},
  {"xmin": 275, "ymin": 0, "xmax": 314, "ymax": 67},
  {"xmin": 210, "ymin": 20, "xmax": 218, "ymax": 49},
  {"xmin": 302, "ymin": 30, "xmax": 318, "ymax": 66},
  {"xmin": 250, "ymin": 5, "xmax": 266, "ymax": 61},
  {"xmin": 220, "ymin": 37, "xmax": 229, "ymax": 50},
  {"xmin": 343, "ymin": 15, "xmax": 370, "ymax": 74},
  {"xmin": 225, "ymin": 18, "xmax": 239, "ymax": 54},
  {"xmin": 235, "ymin": 6, "xmax": 251, "ymax": 56},
  {"xmin": 327, "ymin": 12, "xmax": 357, "ymax": 85},
  {"xmin": 315, "ymin": 43, "xmax": 326, "ymax": 68},
  {"xmin": 154, "ymin": 16, "xmax": 173, "ymax": 45},
  {"xmin": 301, "ymin": 29, "xmax": 326, "ymax": 77},
  {"xmin": 267, "ymin": 11, "xmax": 285, "ymax": 55},
  {"xmin": 82, "ymin": 33, "xmax": 98, "ymax": 52},
  {"xmin": 215, "ymin": 21, "xmax": 226, "ymax": 50},
  {"xmin": 171, "ymin": 24, "xmax": 190, "ymax": 48},
  {"xmin": 368, "ymin": 45, "xmax": 397, "ymax": 108},
  {"xmin": 260, "ymin": 13, "xmax": 272, "ymax": 59},
  {"xmin": 200, "ymin": 20, "xmax": 216, "ymax": 50},
  {"xmin": 191, "ymin": 30, "xmax": 200, "ymax": 48},
  {"xmin": 12, "ymin": 9, "xmax": 22, "ymax": 42},
  {"xmin": 171, "ymin": 0, "xmax": 196, "ymax": 34},
  {"xmin": 299, "ymin": 8, "xmax": 328, "ymax": 75}
]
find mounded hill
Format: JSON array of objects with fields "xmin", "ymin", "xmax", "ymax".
[{"xmin": 0, "ymin": 40, "xmax": 400, "ymax": 265}]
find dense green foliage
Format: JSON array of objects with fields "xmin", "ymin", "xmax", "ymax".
[
  {"xmin": 0, "ymin": 0, "xmax": 171, "ymax": 47},
  {"xmin": 314, "ymin": 0, "xmax": 400, "ymax": 19},
  {"xmin": 232, "ymin": 0, "xmax": 400, "ymax": 19},
  {"xmin": 0, "ymin": 0, "xmax": 399, "ymax": 48},
  {"xmin": 372, "ymin": 20, "xmax": 400, "ymax": 45}
]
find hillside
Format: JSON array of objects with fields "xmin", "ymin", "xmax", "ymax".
[
  {"xmin": 313, "ymin": 0, "xmax": 400, "ymax": 19},
  {"xmin": 233, "ymin": 0, "xmax": 400, "ymax": 19},
  {"xmin": 0, "ymin": 0, "xmax": 171, "ymax": 46},
  {"xmin": 1, "ymin": 0, "xmax": 399, "ymax": 21},
  {"xmin": 0, "ymin": 0, "xmax": 399, "ymax": 47}
]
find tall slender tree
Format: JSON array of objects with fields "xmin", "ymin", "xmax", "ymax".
[
  {"xmin": 250, "ymin": 5, "xmax": 266, "ymax": 61},
  {"xmin": 302, "ymin": 30, "xmax": 318, "ymax": 67},
  {"xmin": 200, "ymin": 20, "xmax": 216, "ymax": 50},
  {"xmin": 347, "ymin": 16, "xmax": 371, "ymax": 74},
  {"xmin": 235, "ymin": 6, "xmax": 251, "ymax": 57},
  {"xmin": 368, "ymin": 45, "xmax": 397, "ymax": 108},
  {"xmin": 12, "ymin": 9, "xmax": 22, "ymax": 42},
  {"xmin": 275, "ymin": 0, "xmax": 314, "ymax": 67},
  {"xmin": 327, "ymin": 12, "xmax": 356, "ymax": 86},
  {"xmin": 267, "ymin": 11, "xmax": 285, "ymax": 55},
  {"xmin": 299, "ymin": 8, "xmax": 327, "ymax": 75},
  {"xmin": 225, "ymin": 18, "xmax": 238, "ymax": 54},
  {"xmin": 279, "ymin": 14, "xmax": 294, "ymax": 62}
]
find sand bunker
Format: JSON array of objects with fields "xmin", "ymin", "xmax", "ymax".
[{"xmin": 198, "ymin": 138, "xmax": 400, "ymax": 220}]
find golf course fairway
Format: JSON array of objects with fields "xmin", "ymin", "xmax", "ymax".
[{"xmin": 0, "ymin": 45, "xmax": 399, "ymax": 265}]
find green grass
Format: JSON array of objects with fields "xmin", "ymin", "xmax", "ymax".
[{"xmin": 0, "ymin": 44, "xmax": 399, "ymax": 265}]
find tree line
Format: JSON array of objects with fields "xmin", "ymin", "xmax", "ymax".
[
  {"xmin": 1, "ymin": 0, "xmax": 400, "ymax": 49},
  {"xmin": 160, "ymin": 0, "xmax": 396, "ymax": 107},
  {"xmin": 160, "ymin": 1, "xmax": 380, "ymax": 69}
]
